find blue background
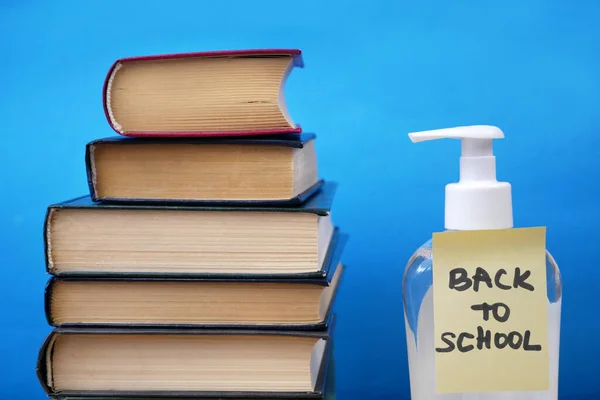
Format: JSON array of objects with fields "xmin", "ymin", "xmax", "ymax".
[{"xmin": 1, "ymin": 1, "xmax": 599, "ymax": 399}]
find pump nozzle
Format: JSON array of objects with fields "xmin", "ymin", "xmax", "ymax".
[
  {"xmin": 408, "ymin": 125, "xmax": 513, "ymax": 231},
  {"xmin": 409, "ymin": 125, "xmax": 504, "ymax": 142}
]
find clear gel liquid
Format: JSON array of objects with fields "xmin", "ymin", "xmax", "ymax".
[{"xmin": 403, "ymin": 239, "xmax": 562, "ymax": 400}]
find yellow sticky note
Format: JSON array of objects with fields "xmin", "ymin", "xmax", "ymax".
[{"xmin": 432, "ymin": 227, "xmax": 549, "ymax": 393}]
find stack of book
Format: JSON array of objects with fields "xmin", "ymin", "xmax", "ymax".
[{"xmin": 36, "ymin": 49, "xmax": 346, "ymax": 400}]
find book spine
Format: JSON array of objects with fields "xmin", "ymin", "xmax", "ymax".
[
  {"xmin": 44, "ymin": 278, "xmax": 57, "ymax": 326},
  {"xmin": 43, "ymin": 206, "xmax": 53, "ymax": 275},
  {"xmin": 101, "ymin": 59, "xmax": 119, "ymax": 134},
  {"xmin": 36, "ymin": 330, "xmax": 56, "ymax": 395},
  {"xmin": 84, "ymin": 141, "xmax": 99, "ymax": 202}
]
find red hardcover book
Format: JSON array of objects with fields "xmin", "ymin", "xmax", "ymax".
[{"xmin": 102, "ymin": 49, "xmax": 304, "ymax": 137}]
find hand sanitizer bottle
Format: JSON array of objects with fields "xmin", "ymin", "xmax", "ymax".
[{"xmin": 402, "ymin": 126, "xmax": 562, "ymax": 400}]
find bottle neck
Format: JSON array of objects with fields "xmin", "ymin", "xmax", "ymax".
[{"xmin": 445, "ymin": 180, "xmax": 513, "ymax": 230}]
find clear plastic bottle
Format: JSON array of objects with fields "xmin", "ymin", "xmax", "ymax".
[
  {"xmin": 403, "ymin": 239, "xmax": 562, "ymax": 400},
  {"xmin": 402, "ymin": 126, "xmax": 562, "ymax": 400}
]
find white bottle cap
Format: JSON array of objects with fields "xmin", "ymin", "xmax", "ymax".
[{"xmin": 408, "ymin": 125, "xmax": 513, "ymax": 231}]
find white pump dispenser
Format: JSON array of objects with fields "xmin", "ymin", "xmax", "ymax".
[{"xmin": 408, "ymin": 125, "xmax": 513, "ymax": 231}]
